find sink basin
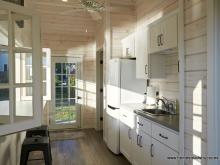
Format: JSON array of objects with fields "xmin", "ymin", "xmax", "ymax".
[{"xmin": 140, "ymin": 109, "xmax": 172, "ymax": 116}]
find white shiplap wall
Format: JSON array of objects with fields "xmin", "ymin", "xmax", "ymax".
[{"xmin": 184, "ymin": 0, "xmax": 208, "ymax": 164}]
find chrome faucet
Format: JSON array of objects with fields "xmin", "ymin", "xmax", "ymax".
[{"xmin": 156, "ymin": 96, "xmax": 177, "ymax": 114}]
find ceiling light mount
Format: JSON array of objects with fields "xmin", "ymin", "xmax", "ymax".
[{"xmin": 80, "ymin": 0, "xmax": 104, "ymax": 12}]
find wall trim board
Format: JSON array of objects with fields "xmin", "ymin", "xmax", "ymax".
[{"xmin": 207, "ymin": 0, "xmax": 220, "ymax": 164}]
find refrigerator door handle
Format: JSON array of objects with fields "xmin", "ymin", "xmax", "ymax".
[{"xmin": 108, "ymin": 105, "xmax": 119, "ymax": 110}]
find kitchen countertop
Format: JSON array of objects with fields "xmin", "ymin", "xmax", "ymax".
[{"xmin": 120, "ymin": 103, "xmax": 179, "ymax": 132}]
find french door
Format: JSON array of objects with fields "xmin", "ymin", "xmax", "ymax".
[{"xmin": 50, "ymin": 57, "xmax": 82, "ymax": 129}]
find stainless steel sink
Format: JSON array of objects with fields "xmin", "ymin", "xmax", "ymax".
[{"xmin": 140, "ymin": 109, "xmax": 172, "ymax": 116}]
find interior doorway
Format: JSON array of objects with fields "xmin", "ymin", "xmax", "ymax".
[
  {"xmin": 96, "ymin": 49, "xmax": 104, "ymax": 130},
  {"xmin": 50, "ymin": 57, "xmax": 82, "ymax": 130}
]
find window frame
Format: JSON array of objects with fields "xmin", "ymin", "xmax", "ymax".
[{"xmin": 0, "ymin": 1, "xmax": 42, "ymax": 136}]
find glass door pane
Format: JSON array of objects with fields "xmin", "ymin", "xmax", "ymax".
[{"xmin": 51, "ymin": 57, "xmax": 81, "ymax": 129}]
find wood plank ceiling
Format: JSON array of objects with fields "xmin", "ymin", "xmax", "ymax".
[{"xmin": 25, "ymin": 0, "xmax": 99, "ymax": 37}]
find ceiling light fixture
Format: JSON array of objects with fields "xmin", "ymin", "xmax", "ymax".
[{"xmin": 80, "ymin": 0, "xmax": 104, "ymax": 12}]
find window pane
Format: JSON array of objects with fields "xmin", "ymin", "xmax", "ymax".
[
  {"xmin": 63, "ymin": 63, "xmax": 67, "ymax": 74},
  {"xmin": 70, "ymin": 99, "xmax": 75, "ymax": 105},
  {"xmin": 70, "ymin": 87, "xmax": 75, "ymax": 98},
  {"xmin": 69, "ymin": 75, "xmax": 75, "ymax": 87},
  {"xmin": 55, "ymin": 75, "xmax": 62, "ymax": 86},
  {"xmin": 15, "ymin": 53, "xmax": 32, "ymax": 83},
  {"xmin": 56, "ymin": 87, "xmax": 61, "ymax": 99},
  {"xmin": 62, "ymin": 75, "xmax": 68, "ymax": 87},
  {"xmin": 55, "ymin": 63, "xmax": 61, "ymax": 74},
  {"xmin": 55, "ymin": 99, "xmax": 62, "ymax": 107},
  {"xmin": 13, "ymin": 13, "xmax": 32, "ymax": 48},
  {"xmin": 63, "ymin": 87, "xmax": 68, "ymax": 98},
  {"xmin": 69, "ymin": 64, "xmax": 76, "ymax": 75},
  {"xmin": 15, "ymin": 87, "xmax": 33, "ymax": 117},
  {"xmin": 25, "ymin": 87, "xmax": 32, "ymax": 96},
  {"xmin": 0, "ymin": 50, "xmax": 8, "ymax": 84},
  {"xmin": 0, "ymin": 89, "xmax": 10, "ymax": 125},
  {"xmin": 0, "ymin": 10, "xmax": 8, "ymax": 46}
]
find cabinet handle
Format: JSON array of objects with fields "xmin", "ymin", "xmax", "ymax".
[
  {"xmin": 137, "ymin": 122, "xmax": 143, "ymax": 126},
  {"xmin": 139, "ymin": 135, "xmax": 143, "ymax": 148},
  {"xmin": 160, "ymin": 34, "xmax": 164, "ymax": 46},
  {"xmin": 123, "ymin": 114, "xmax": 127, "ymax": 118},
  {"xmin": 145, "ymin": 64, "xmax": 148, "ymax": 75},
  {"xmin": 128, "ymin": 129, "xmax": 131, "ymax": 140},
  {"xmin": 159, "ymin": 133, "xmax": 168, "ymax": 139},
  {"xmin": 137, "ymin": 135, "xmax": 140, "ymax": 146},
  {"xmin": 151, "ymin": 144, "xmax": 154, "ymax": 157},
  {"xmin": 157, "ymin": 35, "xmax": 160, "ymax": 46}
]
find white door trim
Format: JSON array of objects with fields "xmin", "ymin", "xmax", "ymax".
[
  {"xmin": 50, "ymin": 56, "xmax": 83, "ymax": 130},
  {"xmin": 207, "ymin": 0, "xmax": 220, "ymax": 164}
]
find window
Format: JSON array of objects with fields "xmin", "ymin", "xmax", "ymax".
[
  {"xmin": 0, "ymin": 1, "xmax": 41, "ymax": 136},
  {"xmin": 18, "ymin": 48, "xmax": 51, "ymax": 101}
]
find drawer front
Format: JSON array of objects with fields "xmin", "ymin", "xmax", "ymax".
[
  {"xmin": 120, "ymin": 109, "xmax": 136, "ymax": 128},
  {"xmin": 136, "ymin": 115, "xmax": 151, "ymax": 135},
  {"xmin": 152, "ymin": 123, "xmax": 179, "ymax": 152}
]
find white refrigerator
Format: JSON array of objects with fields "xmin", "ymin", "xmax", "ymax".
[{"xmin": 104, "ymin": 58, "xmax": 146, "ymax": 154}]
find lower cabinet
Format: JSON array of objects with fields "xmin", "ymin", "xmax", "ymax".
[
  {"xmin": 119, "ymin": 113, "xmax": 179, "ymax": 165},
  {"xmin": 131, "ymin": 129, "xmax": 152, "ymax": 165},
  {"xmin": 151, "ymin": 138, "xmax": 178, "ymax": 165},
  {"xmin": 120, "ymin": 122, "xmax": 132, "ymax": 162}
]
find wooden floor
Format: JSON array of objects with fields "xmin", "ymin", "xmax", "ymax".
[{"xmin": 27, "ymin": 129, "xmax": 131, "ymax": 165}]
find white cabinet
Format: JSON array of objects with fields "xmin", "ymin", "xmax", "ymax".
[
  {"xmin": 162, "ymin": 14, "xmax": 178, "ymax": 50},
  {"xmin": 149, "ymin": 23, "xmax": 161, "ymax": 54},
  {"xmin": 149, "ymin": 14, "xmax": 178, "ymax": 54},
  {"xmin": 152, "ymin": 123, "xmax": 179, "ymax": 152},
  {"xmin": 122, "ymin": 34, "xmax": 135, "ymax": 58},
  {"xmin": 135, "ymin": 28, "xmax": 149, "ymax": 79},
  {"xmin": 132, "ymin": 129, "xmax": 152, "ymax": 165},
  {"xmin": 120, "ymin": 122, "xmax": 132, "ymax": 162},
  {"xmin": 135, "ymin": 27, "xmax": 166, "ymax": 79},
  {"xmin": 151, "ymin": 138, "xmax": 178, "ymax": 165},
  {"xmin": 118, "ymin": 106, "xmax": 179, "ymax": 165}
]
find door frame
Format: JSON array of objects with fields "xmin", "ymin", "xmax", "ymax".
[
  {"xmin": 50, "ymin": 56, "xmax": 83, "ymax": 130},
  {"xmin": 207, "ymin": 0, "xmax": 220, "ymax": 164},
  {"xmin": 96, "ymin": 49, "xmax": 104, "ymax": 130}
]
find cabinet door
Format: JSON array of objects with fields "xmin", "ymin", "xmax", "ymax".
[
  {"xmin": 120, "ymin": 122, "xmax": 132, "ymax": 162},
  {"xmin": 162, "ymin": 14, "xmax": 178, "ymax": 50},
  {"xmin": 132, "ymin": 129, "xmax": 152, "ymax": 165},
  {"xmin": 149, "ymin": 24, "xmax": 161, "ymax": 54},
  {"xmin": 122, "ymin": 34, "xmax": 135, "ymax": 58},
  {"xmin": 152, "ymin": 138, "xmax": 178, "ymax": 165},
  {"xmin": 135, "ymin": 27, "xmax": 149, "ymax": 79}
]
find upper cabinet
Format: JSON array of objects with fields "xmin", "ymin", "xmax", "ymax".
[
  {"xmin": 121, "ymin": 34, "xmax": 135, "ymax": 58},
  {"xmin": 135, "ymin": 27, "xmax": 149, "ymax": 79},
  {"xmin": 135, "ymin": 27, "xmax": 166, "ymax": 80},
  {"xmin": 149, "ymin": 14, "xmax": 178, "ymax": 54}
]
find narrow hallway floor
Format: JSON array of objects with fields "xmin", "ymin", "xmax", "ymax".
[{"xmin": 27, "ymin": 129, "xmax": 130, "ymax": 165}]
